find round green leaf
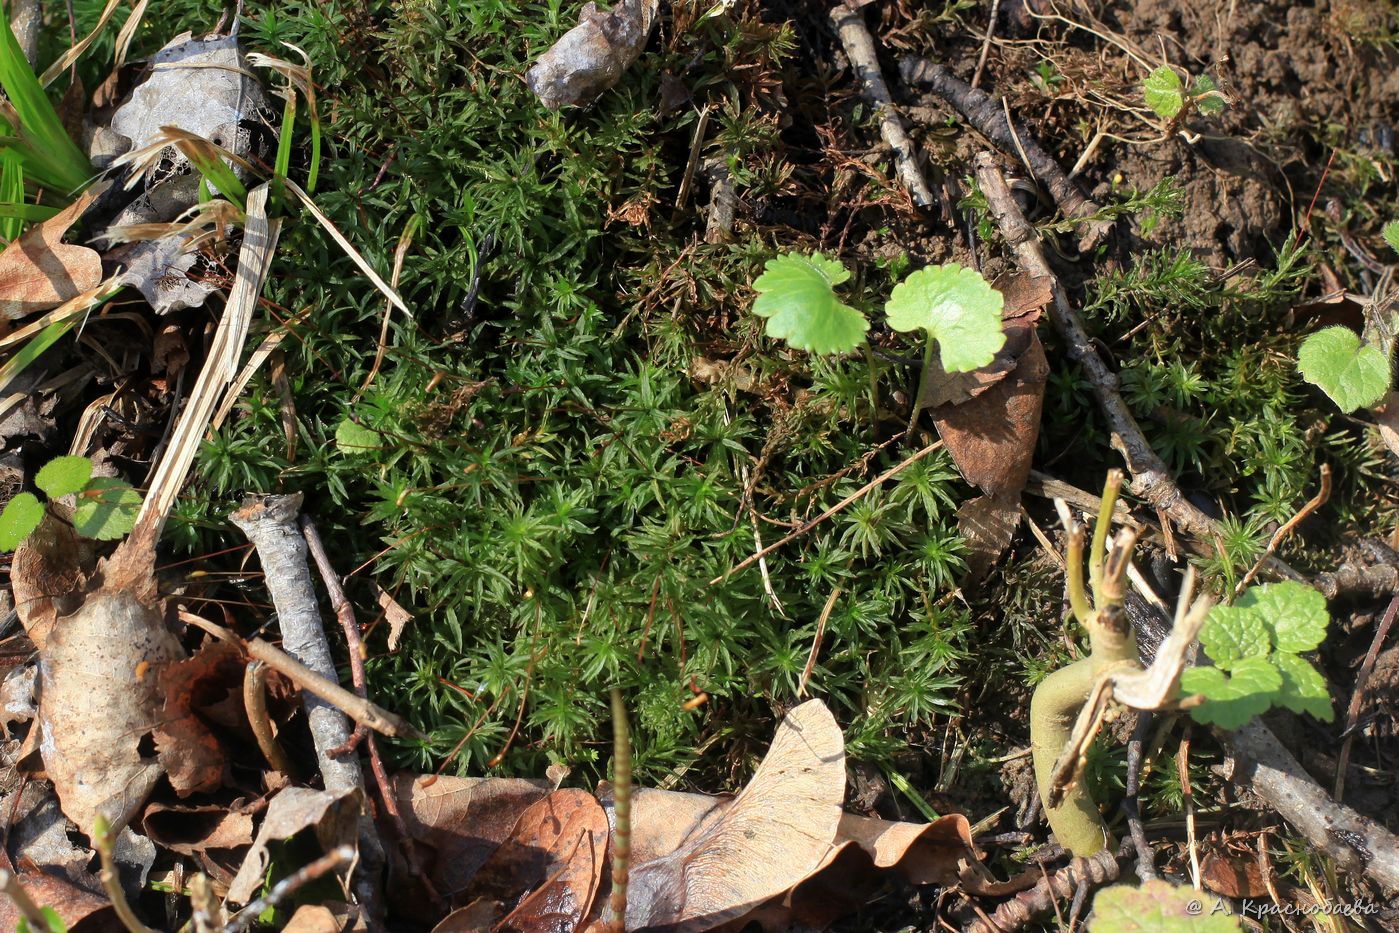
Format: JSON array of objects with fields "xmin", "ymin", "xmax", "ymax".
[
  {"xmin": 1296, "ymin": 326, "xmax": 1391, "ymax": 413},
  {"xmin": 0, "ymin": 492, "xmax": 44, "ymax": 551},
  {"xmin": 885, "ymin": 263, "xmax": 1005, "ymax": 373},
  {"xmin": 1143, "ymin": 66, "xmax": 1185, "ymax": 120},
  {"xmin": 1088, "ymin": 879, "xmax": 1240, "ymax": 932},
  {"xmin": 335, "ymin": 417, "xmax": 381, "ymax": 456},
  {"xmin": 1198, "ymin": 604, "xmax": 1270, "ymax": 667},
  {"xmin": 72, "ymin": 477, "xmax": 142, "ymax": 541},
  {"xmin": 1183, "ymin": 656, "xmax": 1283, "ymax": 730},
  {"xmin": 1273, "ymin": 653, "xmax": 1333, "ymax": 721},
  {"xmin": 751, "ymin": 252, "xmax": 868, "ymax": 354},
  {"xmin": 1238, "ymin": 581, "xmax": 1328, "ymax": 653},
  {"xmin": 34, "ymin": 455, "xmax": 93, "ymax": 498}
]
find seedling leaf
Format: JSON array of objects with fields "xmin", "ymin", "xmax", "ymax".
[
  {"xmin": 885, "ymin": 263, "xmax": 1005, "ymax": 372},
  {"xmin": 1191, "ymin": 74, "xmax": 1226, "ymax": 115},
  {"xmin": 0, "ymin": 491, "xmax": 44, "ymax": 550},
  {"xmin": 336, "ymin": 417, "xmax": 380, "ymax": 455},
  {"xmin": 1273, "ymin": 653, "xmax": 1333, "ymax": 721},
  {"xmin": 1239, "ymin": 580, "xmax": 1328, "ymax": 653},
  {"xmin": 1143, "ymin": 66, "xmax": 1184, "ymax": 120},
  {"xmin": 1383, "ymin": 220, "xmax": 1399, "ymax": 255},
  {"xmin": 1197, "ymin": 605, "xmax": 1270, "ymax": 668},
  {"xmin": 1088, "ymin": 879, "xmax": 1240, "ymax": 931},
  {"xmin": 1181, "ymin": 656, "xmax": 1282, "ymax": 730},
  {"xmin": 751, "ymin": 252, "xmax": 868, "ymax": 354},
  {"xmin": 72, "ymin": 477, "xmax": 142, "ymax": 541},
  {"xmin": 1297, "ymin": 326, "xmax": 1390, "ymax": 413},
  {"xmin": 34, "ymin": 455, "xmax": 93, "ymax": 498}
]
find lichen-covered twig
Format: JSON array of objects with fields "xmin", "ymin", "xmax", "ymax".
[
  {"xmin": 905, "ymin": 62, "xmax": 1110, "ymax": 249},
  {"xmin": 972, "ymin": 152, "xmax": 1301, "ymax": 581},
  {"xmin": 828, "ymin": 5, "xmax": 936, "ymax": 208},
  {"xmin": 602, "ymin": 689, "xmax": 632, "ymax": 932},
  {"xmin": 965, "ymin": 848, "xmax": 1121, "ymax": 933}
]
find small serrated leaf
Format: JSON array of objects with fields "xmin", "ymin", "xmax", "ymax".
[
  {"xmin": 751, "ymin": 252, "xmax": 868, "ymax": 354},
  {"xmin": 1296, "ymin": 326, "xmax": 1391, "ymax": 413},
  {"xmin": 335, "ymin": 417, "xmax": 380, "ymax": 456},
  {"xmin": 71, "ymin": 477, "xmax": 142, "ymax": 541},
  {"xmin": 34, "ymin": 455, "xmax": 93, "ymax": 498},
  {"xmin": 1239, "ymin": 581, "xmax": 1329, "ymax": 653},
  {"xmin": 1143, "ymin": 66, "xmax": 1184, "ymax": 120},
  {"xmin": 1088, "ymin": 879, "xmax": 1241, "ymax": 932},
  {"xmin": 0, "ymin": 492, "xmax": 45, "ymax": 551},
  {"xmin": 1273, "ymin": 653, "xmax": 1333, "ymax": 721},
  {"xmin": 1191, "ymin": 74, "xmax": 1226, "ymax": 115},
  {"xmin": 1199, "ymin": 604, "xmax": 1271, "ymax": 666},
  {"xmin": 885, "ymin": 263, "xmax": 1005, "ymax": 373},
  {"xmin": 1383, "ymin": 220, "xmax": 1399, "ymax": 255},
  {"xmin": 1183, "ymin": 657, "xmax": 1283, "ymax": 730}
]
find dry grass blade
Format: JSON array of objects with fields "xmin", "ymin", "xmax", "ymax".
[
  {"xmin": 210, "ymin": 310, "xmax": 307, "ymax": 430},
  {"xmin": 133, "ymin": 184, "xmax": 280, "ymax": 551},
  {"xmin": 281, "ymin": 177, "xmax": 412, "ymax": 318},
  {"xmin": 113, "ymin": 0, "xmax": 152, "ymax": 69},
  {"xmin": 38, "ymin": 0, "xmax": 121, "ymax": 87}
]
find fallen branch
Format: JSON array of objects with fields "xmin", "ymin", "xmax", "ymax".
[
  {"xmin": 906, "ymin": 62, "xmax": 1110, "ymax": 249},
  {"xmin": 828, "ymin": 5, "xmax": 936, "ymax": 208},
  {"xmin": 965, "ymin": 847, "xmax": 1121, "ymax": 933},
  {"xmin": 1222, "ymin": 719, "xmax": 1399, "ymax": 892},
  {"xmin": 972, "ymin": 152, "xmax": 1301, "ymax": 581}
]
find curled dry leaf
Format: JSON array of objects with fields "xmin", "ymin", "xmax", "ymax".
[
  {"xmin": 373, "ymin": 582, "xmax": 413, "ymax": 652},
  {"xmin": 626, "ymin": 699, "xmax": 845, "ymax": 931},
  {"xmin": 463, "ymin": 788, "xmax": 609, "ymax": 929},
  {"xmin": 142, "ymin": 801, "xmax": 255, "ymax": 857},
  {"xmin": 386, "ymin": 773, "xmax": 552, "ymax": 919},
  {"xmin": 526, "ymin": 0, "xmax": 657, "ymax": 109},
  {"xmin": 227, "ymin": 785, "xmax": 362, "ymax": 903},
  {"xmin": 956, "ymin": 495, "xmax": 1021, "ymax": 584},
  {"xmin": 0, "ymin": 184, "xmax": 108, "ymax": 322},
  {"xmin": 0, "ymin": 851, "xmax": 113, "ymax": 932},
  {"xmin": 38, "ymin": 586, "xmax": 186, "ymax": 831},
  {"xmin": 153, "ymin": 639, "xmax": 245, "ymax": 796}
]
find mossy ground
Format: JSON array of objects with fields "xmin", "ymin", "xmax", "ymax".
[{"xmin": 78, "ymin": 0, "xmax": 1398, "ymax": 904}]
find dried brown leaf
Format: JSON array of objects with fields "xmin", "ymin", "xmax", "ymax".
[
  {"xmin": 12, "ymin": 511, "xmax": 97, "ymax": 649},
  {"xmin": 373, "ymin": 583, "xmax": 412, "ymax": 653},
  {"xmin": 1201, "ymin": 847, "xmax": 1268, "ymax": 899},
  {"xmin": 38, "ymin": 586, "xmax": 186, "ymax": 830},
  {"xmin": 142, "ymin": 801, "xmax": 255, "ymax": 856},
  {"xmin": 0, "ymin": 851, "xmax": 114, "ymax": 932},
  {"xmin": 525, "ymin": 0, "xmax": 657, "ymax": 109},
  {"xmin": 956, "ymin": 495, "xmax": 1021, "ymax": 582},
  {"xmin": 0, "ymin": 185, "xmax": 107, "ymax": 321},
  {"xmin": 227, "ymin": 785, "xmax": 361, "ymax": 904},
  {"xmin": 626, "ymin": 699, "xmax": 845, "ymax": 931},
  {"xmin": 1375, "ymin": 390, "xmax": 1399, "ymax": 460},
  {"xmin": 431, "ymin": 899, "xmax": 503, "ymax": 933},
  {"xmin": 931, "ymin": 332, "xmax": 1048, "ymax": 500},
  {"xmin": 153, "ymin": 639, "xmax": 245, "ymax": 795},
  {"xmin": 463, "ymin": 788, "xmax": 608, "ymax": 929}
]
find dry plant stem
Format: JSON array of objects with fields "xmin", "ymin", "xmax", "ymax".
[
  {"xmin": 906, "ymin": 63, "xmax": 1109, "ymax": 249},
  {"xmin": 300, "ymin": 515, "xmax": 371, "ymax": 755},
  {"xmin": 1123, "ymin": 712, "xmax": 1159, "ymax": 882},
  {"xmin": 243, "ymin": 661, "xmax": 294, "ymax": 776},
  {"xmin": 1235, "ymin": 464, "xmax": 1331, "ymax": 595},
  {"xmin": 1178, "ymin": 728, "xmax": 1200, "ymax": 889},
  {"xmin": 1334, "ymin": 595, "xmax": 1398, "ymax": 803},
  {"xmin": 970, "ymin": 0, "xmax": 1001, "ymax": 89},
  {"xmin": 965, "ymin": 848, "xmax": 1121, "ymax": 933},
  {"xmin": 972, "ymin": 152, "xmax": 1303, "ymax": 580},
  {"xmin": 186, "ymin": 613, "xmax": 415, "ymax": 738},
  {"xmin": 712, "ymin": 440, "xmax": 942, "ymax": 584},
  {"xmin": 224, "ymin": 846, "xmax": 356, "ymax": 933},
  {"xmin": 94, "ymin": 817, "xmax": 156, "ymax": 933},
  {"xmin": 188, "ymin": 873, "xmax": 224, "ymax": 933},
  {"xmin": 1224, "ymin": 719, "xmax": 1399, "ymax": 892},
  {"xmin": 799, "ymin": 587, "xmax": 842, "ymax": 697},
  {"xmin": 0, "ymin": 869, "xmax": 50, "ymax": 929},
  {"xmin": 827, "ymin": 5, "xmax": 935, "ymax": 208},
  {"xmin": 604, "ymin": 689, "xmax": 633, "ymax": 932}
]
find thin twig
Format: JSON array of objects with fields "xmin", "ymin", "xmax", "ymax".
[
  {"xmin": 1235, "ymin": 465, "xmax": 1331, "ymax": 595},
  {"xmin": 828, "ymin": 5, "xmax": 936, "ymax": 207},
  {"xmin": 966, "ymin": 848, "xmax": 1121, "ymax": 933},
  {"xmin": 971, "ymin": 153, "xmax": 1302, "ymax": 581},
  {"xmin": 970, "ymin": 0, "xmax": 1001, "ymax": 90},
  {"xmin": 0, "ymin": 869, "xmax": 51, "ymax": 930},
  {"xmin": 799, "ymin": 587, "xmax": 842, "ymax": 697},
  {"xmin": 224, "ymin": 846, "xmax": 355, "ymax": 933},
  {"xmin": 1334, "ymin": 595, "xmax": 1398, "ymax": 803},
  {"xmin": 1122, "ymin": 712, "xmax": 1159, "ymax": 882},
  {"xmin": 301, "ymin": 515, "xmax": 371, "ymax": 756},
  {"xmin": 603, "ymin": 689, "xmax": 632, "ymax": 932},
  {"xmin": 711, "ymin": 441, "xmax": 943, "ymax": 584},
  {"xmin": 94, "ymin": 816, "xmax": 156, "ymax": 933},
  {"xmin": 1178, "ymin": 728, "xmax": 1200, "ymax": 889},
  {"xmin": 243, "ymin": 661, "xmax": 294, "ymax": 776}
]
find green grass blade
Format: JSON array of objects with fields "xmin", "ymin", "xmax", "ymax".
[
  {"xmin": 0, "ymin": 18, "xmax": 93, "ymax": 195},
  {"xmin": 274, "ymin": 90, "xmax": 296, "ymax": 181},
  {"xmin": 0, "ymin": 199, "xmax": 58, "ymax": 222},
  {"xmin": 0, "ymin": 151, "xmax": 23, "ymax": 241}
]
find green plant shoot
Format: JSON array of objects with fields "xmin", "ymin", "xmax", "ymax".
[
  {"xmin": 885, "ymin": 263, "xmax": 1005, "ymax": 373},
  {"xmin": 751, "ymin": 252, "xmax": 868, "ymax": 354},
  {"xmin": 0, "ymin": 455, "xmax": 143, "ymax": 552}
]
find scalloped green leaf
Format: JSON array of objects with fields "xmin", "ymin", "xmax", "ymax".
[
  {"xmin": 1088, "ymin": 880, "xmax": 1240, "ymax": 932},
  {"xmin": 71, "ymin": 477, "xmax": 141, "ymax": 541},
  {"xmin": 335, "ymin": 417, "xmax": 381, "ymax": 456},
  {"xmin": 1239, "ymin": 580, "xmax": 1328, "ymax": 653},
  {"xmin": 1296, "ymin": 326, "xmax": 1391, "ymax": 413},
  {"xmin": 1143, "ymin": 66, "xmax": 1184, "ymax": 120},
  {"xmin": 1182, "ymin": 656, "xmax": 1283, "ymax": 730},
  {"xmin": 751, "ymin": 252, "xmax": 868, "ymax": 354},
  {"xmin": 884, "ymin": 263, "xmax": 1005, "ymax": 373},
  {"xmin": 34, "ymin": 455, "xmax": 93, "ymax": 498},
  {"xmin": 1191, "ymin": 74, "xmax": 1226, "ymax": 115},
  {"xmin": 1198, "ymin": 604, "xmax": 1270, "ymax": 668},
  {"xmin": 1273, "ymin": 653, "xmax": 1333, "ymax": 721},
  {"xmin": 0, "ymin": 491, "xmax": 44, "ymax": 551},
  {"xmin": 1383, "ymin": 220, "xmax": 1399, "ymax": 255}
]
